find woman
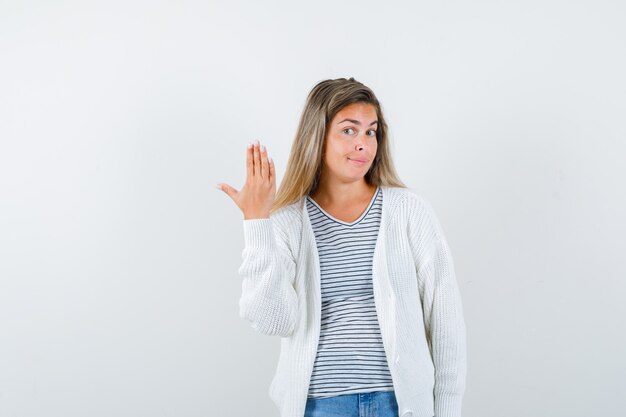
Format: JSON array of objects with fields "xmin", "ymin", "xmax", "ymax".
[{"xmin": 217, "ymin": 77, "xmax": 467, "ymax": 417}]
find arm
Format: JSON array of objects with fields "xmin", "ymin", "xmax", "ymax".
[
  {"xmin": 408, "ymin": 196, "xmax": 467, "ymax": 417},
  {"xmin": 237, "ymin": 217, "xmax": 299, "ymax": 337}
]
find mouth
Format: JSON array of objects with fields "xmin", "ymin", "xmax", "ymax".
[{"xmin": 348, "ymin": 157, "xmax": 368, "ymax": 165}]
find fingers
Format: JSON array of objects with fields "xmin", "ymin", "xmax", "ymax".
[
  {"xmin": 253, "ymin": 140, "xmax": 261, "ymax": 177},
  {"xmin": 260, "ymin": 143, "xmax": 268, "ymax": 179},
  {"xmin": 248, "ymin": 140, "xmax": 271, "ymax": 181},
  {"xmin": 268, "ymin": 155, "xmax": 275, "ymax": 183},
  {"xmin": 246, "ymin": 142, "xmax": 253, "ymax": 180}
]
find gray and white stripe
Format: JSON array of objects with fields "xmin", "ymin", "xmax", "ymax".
[{"xmin": 305, "ymin": 186, "xmax": 394, "ymax": 399}]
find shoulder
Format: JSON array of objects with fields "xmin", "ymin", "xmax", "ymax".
[
  {"xmin": 382, "ymin": 185, "xmax": 433, "ymax": 215},
  {"xmin": 384, "ymin": 185, "xmax": 447, "ymax": 239}
]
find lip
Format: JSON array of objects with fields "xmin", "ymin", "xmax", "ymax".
[{"xmin": 348, "ymin": 157, "xmax": 368, "ymax": 164}]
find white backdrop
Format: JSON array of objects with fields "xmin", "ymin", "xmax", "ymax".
[{"xmin": 1, "ymin": 1, "xmax": 625, "ymax": 416}]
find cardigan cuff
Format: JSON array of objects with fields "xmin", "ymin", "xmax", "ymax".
[
  {"xmin": 434, "ymin": 392, "xmax": 463, "ymax": 417},
  {"xmin": 242, "ymin": 218, "xmax": 275, "ymax": 250}
]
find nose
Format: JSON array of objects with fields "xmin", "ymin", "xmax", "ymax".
[{"xmin": 355, "ymin": 133, "xmax": 369, "ymax": 151}]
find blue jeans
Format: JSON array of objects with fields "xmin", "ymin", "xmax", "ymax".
[{"xmin": 304, "ymin": 390, "xmax": 399, "ymax": 417}]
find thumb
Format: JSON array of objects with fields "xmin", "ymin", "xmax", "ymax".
[{"xmin": 217, "ymin": 183, "xmax": 238, "ymax": 200}]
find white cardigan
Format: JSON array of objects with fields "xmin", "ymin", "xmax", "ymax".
[{"xmin": 237, "ymin": 186, "xmax": 467, "ymax": 417}]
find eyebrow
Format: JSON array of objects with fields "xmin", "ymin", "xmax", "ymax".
[{"xmin": 338, "ymin": 118, "xmax": 378, "ymax": 126}]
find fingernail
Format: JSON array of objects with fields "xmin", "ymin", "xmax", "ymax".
[
  {"xmin": 254, "ymin": 139, "xmax": 259, "ymax": 146},
  {"xmin": 260, "ymin": 145, "xmax": 265, "ymax": 152},
  {"xmin": 215, "ymin": 184, "xmax": 222, "ymax": 190}
]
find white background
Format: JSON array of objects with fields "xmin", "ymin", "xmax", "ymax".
[{"xmin": 1, "ymin": 1, "xmax": 625, "ymax": 416}]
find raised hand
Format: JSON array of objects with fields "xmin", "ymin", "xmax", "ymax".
[{"xmin": 217, "ymin": 140, "xmax": 276, "ymax": 219}]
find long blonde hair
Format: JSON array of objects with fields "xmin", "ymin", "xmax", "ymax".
[{"xmin": 271, "ymin": 77, "xmax": 407, "ymax": 215}]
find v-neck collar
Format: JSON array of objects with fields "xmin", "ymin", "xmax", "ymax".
[{"xmin": 306, "ymin": 186, "xmax": 380, "ymax": 226}]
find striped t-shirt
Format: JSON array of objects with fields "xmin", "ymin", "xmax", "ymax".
[{"xmin": 305, "ymin": 186, "xmax": 394, "ymax": 399}]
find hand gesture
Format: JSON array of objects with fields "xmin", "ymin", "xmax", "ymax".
[{"xmin": 217, "ymin": 140, "xmax": 276, "ymax": 219}]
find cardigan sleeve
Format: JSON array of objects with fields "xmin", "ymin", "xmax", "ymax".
[
  {"xmin": 237, "ymin": 218, "xmax": 299, "ymax": 337},
  {"xmin": 407, "ymin": 195, "xmax": 467, "ymax": 417}
]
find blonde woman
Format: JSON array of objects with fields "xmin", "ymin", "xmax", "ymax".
[{"xmin": 218, "ymin": 78, "xmax": 467, "ymax": 417}]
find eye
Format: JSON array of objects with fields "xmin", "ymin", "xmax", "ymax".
[
  {"xmin": 343, "ymin": 128, "xmax": 355, "ymax": 135},
  {"xmin": 367, "ymin": 129, "xmax": 377, "ymax": 137}
]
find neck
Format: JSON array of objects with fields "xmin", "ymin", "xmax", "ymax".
[{"xmin": 311, "ymin": 178, "xmax": 375, "ymax": 205}]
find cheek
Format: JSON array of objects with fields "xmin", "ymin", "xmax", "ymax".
[
  {"xmin": 370, "ymin": 139, "xmax": 378, "ymax": 155},
  {"xmin": 327, "ymin": 138, "xmax": 347, "ymax": 159}
]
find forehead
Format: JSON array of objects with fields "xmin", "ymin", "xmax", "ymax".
[{"xmin": 333, "ymin": 102, "xmax": 378, "ymax": 120}]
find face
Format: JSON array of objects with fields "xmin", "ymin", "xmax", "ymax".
[{"xmin": 321, "ymin": 102, "xmax": 379, "ymax": 184}]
